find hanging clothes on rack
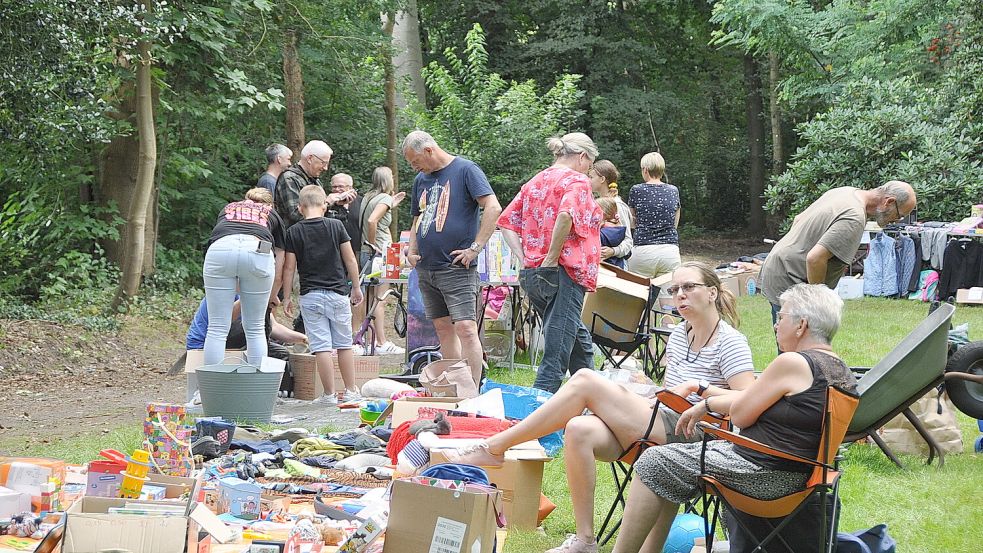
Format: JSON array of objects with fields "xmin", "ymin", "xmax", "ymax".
[
  {"xmin": 864, "ymin": 232, "xmax": 898, "ymax": 297},
  {"xmin": 920, "ymin": 226, "xmax": 953, "ymax": 270},
  {"xmin": 937, "ymin": 238, "xmax": 983, "ymax": 301},
  {"xmin": 894, "ymin": 234, "xmax": 916, "ymax": 298}
]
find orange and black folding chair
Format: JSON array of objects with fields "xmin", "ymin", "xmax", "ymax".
[{"xmin": 696, "ymin": 385, "xmax": 860, "ymax": 553}]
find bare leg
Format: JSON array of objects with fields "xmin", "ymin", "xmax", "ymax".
[
  {"xmin": 453, "ymin": 319, "xmax": 484, "ymax": 384},
  {"xmin": 336, "ymin": 348, "xmax": 356, "ymax": 391},
  {"xmin": 611, "ymin": 477, "xmax": 677, "ymax": 553},
  {"xmin": 484, "ymin": 370, "xmax": 659, "ymax": 455},
  {"xmin": 373, "ymin": 283, "xmax": 389, "ymax": 346},
  {"xmin": 564, "ymin": 415, "xmax": 624, "ymax": 542},
  {"xmin": 314, "ymin": 350, "xmax": 336, "ymax": 395},
  {"xmin": 432, "ymin": 316, "xmax": 462, "ymax": 359}
]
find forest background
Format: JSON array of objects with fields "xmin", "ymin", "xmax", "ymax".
[{"xmin": 0, "ymin": 0, "xmax": 981, "ymax": 312}]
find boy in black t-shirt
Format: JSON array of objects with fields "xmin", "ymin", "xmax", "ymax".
[{"xmin": 283, "ymin": 185, "xmax": 364, "ymax": 405}]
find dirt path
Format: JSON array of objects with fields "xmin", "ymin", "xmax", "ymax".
[{"xmin": 0, "ymin": 236, "xmax": 761, "ymax": 450}]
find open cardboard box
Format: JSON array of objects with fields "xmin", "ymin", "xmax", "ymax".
[
  {"xmin": 379, "ymin": 396, "xmax": 463, "ymax": 428},
  {"xmin": 431, "ymin": 440, "xmax": 549, "ymax": 530},
  {"xmin": 63, "ymin": 497, "xmax": 192, "ymax": 553},
  {"xmin": 583, "ymin": 265, "xmax": 651, "ymax": 341}
]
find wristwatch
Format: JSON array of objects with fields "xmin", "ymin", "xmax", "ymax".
[
  {"xmin": 468, "ymin": 241, "xmax": 482, "ymax": 253},
  {"xmin": 696, "ymin": 379, "xmax": 710, "ymax": 397}
]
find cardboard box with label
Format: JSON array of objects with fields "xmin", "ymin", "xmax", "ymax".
[
  {"xmin": 582, "ymin": 265, "xmax": 651, "ymax": 340},
  {"xmin": 290, "ymin": 353, "xmax": 381, "ymax": 401},
  {"xmin": 386, "ymin": 396, "xmax": 462, "ymax": 428},
  {"xmin": 63, "ymin": 497, "xmax": 191, "ymax": 553},
  {"xmin": 383, "ymin": 478, "xmax": 503, "ymax": 553},
  {"xmin": 835, "ymin": 276, "xmax": 864, "ymax": 300},
  {"xmin": 956, "ymin": 287, "xmax": 983, "ymax": 304},
  {"xmin": 430, "ymin": 440, "xmax": 549, "ymax": 530}
]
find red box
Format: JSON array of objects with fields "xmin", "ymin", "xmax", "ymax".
[{"xmin": 386, "ymin": 242, "xmax": 406, "ymax": 280}]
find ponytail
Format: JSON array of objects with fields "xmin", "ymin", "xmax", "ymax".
[{"xmin": 676, "ymin": 261, "xmax": 741, "ymax": 328}]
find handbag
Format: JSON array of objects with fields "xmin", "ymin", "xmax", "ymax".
[{"xmin": 419, "ymin": 359, "xmax": 479, "ymax": 398}]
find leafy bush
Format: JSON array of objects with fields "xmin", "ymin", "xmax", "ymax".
[{"xmin": 409, "ymin": 23, "xmax": 584, "ymax": 202}]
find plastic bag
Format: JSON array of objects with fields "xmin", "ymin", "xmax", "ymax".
[{"xmin": 481, "ymin": 380, "xmax": 563, "ymax": 455}]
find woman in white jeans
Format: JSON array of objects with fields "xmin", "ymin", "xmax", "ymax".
[
  {"xmin": 203, "ymin": 188, "xmax": 286, "ymax": 366},
  {"xmin": 627, "ymin": 151, "xmax": 681, "ymax": 279}
]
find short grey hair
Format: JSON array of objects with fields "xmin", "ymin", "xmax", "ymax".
[
  {"xmin": 300, "ymin": 140, "xmax": 332, "ymax": 159},
  {"xmin": 546, "ymin": 132, "xmax": 598, "ymax": 160},
  {"xmin": 265, "ymin": 143, "xmax": 290, "ymax": 164},
  {"xmin": 402, "ymin": 130, "xmax": 438, "ymax": 153},
  {"xmin": 876, "ymin": 180, "xmax": 912, "ymax": 206},
  {"xmin": 778, "ymin": 283, "xmax": 844, "ymax": 344}
]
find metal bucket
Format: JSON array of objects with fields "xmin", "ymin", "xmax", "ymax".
[{"xmin": 196, "ymin": 360, "xmax": 284, "ymax": 423}]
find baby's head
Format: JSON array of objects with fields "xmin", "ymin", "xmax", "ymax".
[{"xmin": 596, "ymin": 197, "xmax": 618, "ymax": 223}]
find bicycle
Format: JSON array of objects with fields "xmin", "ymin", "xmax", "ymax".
[{"xmin": 352, "ymin": 270, "xmax": 406, "ymax": 356}]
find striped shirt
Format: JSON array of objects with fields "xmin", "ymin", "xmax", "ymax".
[{"xmin": 663, "ymin": 321, "xmax": 754, "ymax": 390}]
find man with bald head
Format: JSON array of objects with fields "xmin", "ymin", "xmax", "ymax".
[
  {"xmin": 274, "ymin": 140, "xmax": 354, "ymax": 228},
  {"xmin": 760, "ymin": 180, "xmax": 917, "ymax": 322}
]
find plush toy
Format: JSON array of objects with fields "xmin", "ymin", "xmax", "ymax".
[
  {"xmin": 408, "ymin": 412, "xmax": 452, "ymax": 436},
  {"xmin": 317, "ymin": 523, "xmax": 346, "ymax": 546}
]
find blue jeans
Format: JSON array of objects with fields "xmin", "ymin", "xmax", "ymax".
[
  {"xmin": 521, "ymin": 266, "xmax": 595, "ymax": 393},
  {"xmin": 203, "ymin": 234, "xmax": 275, "ymax": 366},
  {"xmin": 770, "ymin": 302, "xmax": 783, "ymax": 354}
]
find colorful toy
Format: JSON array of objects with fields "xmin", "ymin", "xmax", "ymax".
[
  {"xmin": 118, "ymin": 449, "xmax": 151, "ymax": 499},
  {"xmin": 143, "ymin": 402, "xmax": 194, "ymax": 477}
]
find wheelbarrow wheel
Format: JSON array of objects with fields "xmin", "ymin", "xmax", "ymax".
[{"xmin": 945, "ymin": 340, "xmax": 983, "ymax": 419}]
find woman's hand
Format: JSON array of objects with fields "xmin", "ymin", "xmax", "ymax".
[
  {"xmin": 601, "ymin": 246, "xmax": 614, "ymax": 259},
  {"xmin": 392, "ymin": 191, "xmax": 407, "ymax": 207},
  {"xmin": 675, "ymin": 401, "xmax": 709, "ymax": 439}
]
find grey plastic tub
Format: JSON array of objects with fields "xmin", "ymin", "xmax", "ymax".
[{"xmin": 197, "ymin": 360, "xmax": 284, "ymax": 423}]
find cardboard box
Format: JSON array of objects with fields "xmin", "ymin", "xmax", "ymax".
[
  {"xmin": 582, "ymin": 266, "xmax": 650, "ymax": 341},
  {"xmin": 717, "ymin": 274, "xmax": 740, "ymax": 298},
  {"xmin": 955, "ymin": 287, "xmax": 983, "ymax": 304},
  {"xmin": 147, "ymin": 472, "xmax": 200, "ymax": 501},
  {"xmin": 385, "ymin": 242, "xmax": 407, "ymax": 280},
  {"xmin": 0, "ymin": 486, "xmax": 31, "ymax": 518},
  {"xmin": 737, "ymin": 270, "xmax": 760, "ymax": 296},
  {"xmin": 290, "ymin": 353, "xmax": 381, "ymax": 401},
  {"xmin": 0, "ymin": 457, "xmax": 66, "ymax": 512},
  {"xmin": 383, "ymin": 478, "xmax": 503, "ymax": 553},
  {"xmin": 431, "ymin": 441, "xmax": 549, "ymax": 530},
  {"xmin": 389, "ymin": 397, "xmax": 462, "ymax": 427},
  {"xmin": 835, "ymin": 277, "xmax": 864, "ymax": 300},
  {"xmin": 62, "ymin": 496, "xmax": 190, "ymax": 553}
]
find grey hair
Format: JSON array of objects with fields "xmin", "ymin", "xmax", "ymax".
[
  {"xmin": 371, "ymin": 166, "xmax": 395, "ymax": 194},
  {"xmin": 547, "ymin": 132, "xmax": 598, "ymax": 161},
  {"xmin": 876, "ymin": 180, "xmax": 912, "ymax": 206},
  {"xmin": 264, "ymin": 143, "xmax": 290, "ymax": 165},
  {"xmin": 778, "ymin": 283, "xmax": 844, "ymax": 344},
  {"xmin": 401, "ymin": 130, "xmax": 438, "ymax": 153},
  {"xmin": 300, "ymin": 140, "xmax": 333, "ymax": 159}
]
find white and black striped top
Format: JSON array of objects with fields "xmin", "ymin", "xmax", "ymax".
[{"xmin": 663, "ymin": 321, "xmax": 755, "ymax": 389}]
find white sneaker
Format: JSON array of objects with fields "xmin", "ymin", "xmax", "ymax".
[
  {"xmin": 546, "ymin": 534, "xmax": 598, "ymax": 553},
  {"xmin": 341, "ymin": 389, "xmax": 364, "ymax": 404},
  {"xmin": 352, "ymin": 344, "xmax": 366, "ymax": 356},
  {"xmin": 376, "ymin": 341, "xmax": 405, "ymax": 355},
  {"xmin": 313, "ymin": 394, "xmax": 338, "ymax": 406}
]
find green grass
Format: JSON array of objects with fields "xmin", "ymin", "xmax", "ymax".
[{"xmin": 2, "ymin": 297, "xmax": 981, "ymax": 552}]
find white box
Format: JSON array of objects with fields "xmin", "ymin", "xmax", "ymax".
[{"xmin": 835, "ymin": 277, "xmax": 864, "ymax": 299}]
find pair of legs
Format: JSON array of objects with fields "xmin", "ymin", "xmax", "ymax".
[
  {"xmin": 520, "ymin": 266, "xmax": 594, "ymax": 393},
  {"xmin": 417, "ymin": 267, "xmax": 484, "ymax": 382},
  {"xmin": 299, "ymin": 289, "xmax": 357, "ymax": 395},
  {"xmin": 359, "ymin": 251, "xmax": 394, "ymax": 348},
  {"xmin": 203, "ymin": 234, "xmax": 275, "ymax": 366},
  {"xmin": 470, "ymin": 371, "xmax": 672, "ymax": 543}
]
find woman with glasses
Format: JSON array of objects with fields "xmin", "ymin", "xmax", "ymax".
[
  {"xmin": 627, "ymin": 151, "xmax": 681, "ymax": 279},
  {"xmin": 447, "ymin": 261, "xmax": 755, "ymax": 553},
  {"xmin": 611, "ymin": 283, "xmax": 856, "ymax": 553}
]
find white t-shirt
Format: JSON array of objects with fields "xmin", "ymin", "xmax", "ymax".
[{"xmin": 663, "ymin": 320, "xmax": 754, "ymax": 390}]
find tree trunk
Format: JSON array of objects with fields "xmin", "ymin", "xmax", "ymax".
[
  {"xmin": 283, "ymin": 28, "xmax": 305, "ymax": 162},
  {"xmin": 112, "ymin": 3, "xmax": 157, "ymax": 311},
  {"xmin": 769, "ymin": 51, "xmax": 786, "ymax": 176},
  {"xmin": 744, "ymin": 55, "xmax": 766, "ymax": 235},
  {"xmin": 382, "ymin": 12, "xmax": 401, "ymax": 239},
  {"xmin": 392, "ymin": 0, "xmax": 426, "ymax": 108}
]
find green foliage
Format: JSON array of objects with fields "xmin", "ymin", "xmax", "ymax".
[{"xmin": 409, "ymin": 23, "xmax": 585, "ymax": 201}]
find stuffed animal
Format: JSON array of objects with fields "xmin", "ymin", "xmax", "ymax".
[{"xmin": 6, "ymin": 512, "xmax": 42, "ymax": 538}]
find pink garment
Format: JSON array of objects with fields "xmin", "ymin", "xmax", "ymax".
[{"xmin": 497, "ymin": 166, "xmax": 603, "ymax": 291}]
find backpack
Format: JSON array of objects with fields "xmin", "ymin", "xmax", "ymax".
[
  {"xmin": 836, "ymin": 524, "xmax": 897, "ymax": 553},
  {"xmin": 909, "ymin": 269, "xmax": 939, "ymax": 302}
]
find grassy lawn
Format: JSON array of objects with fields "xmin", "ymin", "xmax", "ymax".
[{"xmin": 2, "ymin": 296, "xmax": 980, "ymax": 552}]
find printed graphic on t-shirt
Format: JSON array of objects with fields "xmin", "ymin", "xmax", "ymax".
[
  {"xmin": 418, "ymin": 180, "xmax": 450, "ymax": 238},
  {"xmin": 224, "ymin": 201, "xmax": 271, "ymax": 228}
]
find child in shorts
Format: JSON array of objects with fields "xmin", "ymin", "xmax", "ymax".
[{"xmin": 283, "ymin": 185, "xmax": 364, "ymax": 405}]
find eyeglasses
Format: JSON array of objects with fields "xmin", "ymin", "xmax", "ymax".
[
  {"xmin": 665, "ymin": 282, "xmax": 707, "ymax": 296},
  {"xmin": 311, "ymin": 153, "xmax": 330, "ymax": 166},
  {"xmin": 892, "ymin": 200, "xmax": 902, "ymax": 221}
]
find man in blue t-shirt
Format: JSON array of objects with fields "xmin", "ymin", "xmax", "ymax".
[{"xmin": 403, "ymin": 130, "xmax": 502, "ymax": 381}]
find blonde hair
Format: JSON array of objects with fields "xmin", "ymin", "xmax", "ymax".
[
  {"xmin": 298, "ymin": 184, "xmax": 327, "ymax": 208},
  {"xmin": 371, "ymin": 166, "xmax": 396, "ymax": 195},
  {"xmin": 640, "ymin": 151, "xmax": 666, "ymax": 180},
  {"xmin": 674, "ymin": 261, "xmax": 740, "ymax": 328},
  {"xmin": 245, "ymin": 187, "xmax": 273, "ymax": 205},
  {"xmin": 595, "ymin": 197, "xmax": 618, "ymax": 221},
  {"xmin": 547, "ymin": 132, "xmax": 598, "ymax": 161}
]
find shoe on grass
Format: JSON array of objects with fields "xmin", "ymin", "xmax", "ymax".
[{"xmin": 545, "ymin": 534, "xmax": 598, "ymax": 553}]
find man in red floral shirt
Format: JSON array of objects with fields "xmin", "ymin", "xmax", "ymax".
[{"xmin": 498, "ymin": 132, "xmax": 603, "ymax": 392}]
